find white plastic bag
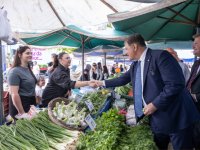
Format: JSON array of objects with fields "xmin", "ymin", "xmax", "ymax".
[
  {"xmin": 126, "ymin": 105, "xmax": 137, "ymax": 126},
  {"xmin": 0, "ymin": 8, "xmax": 12, "ymax": 43}
]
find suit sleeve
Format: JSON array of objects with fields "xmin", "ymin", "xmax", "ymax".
[
  {"xmin": 152, "ymin": 51, "xmax": 185, "ymax": 110},
  {"xmin": 105, "ymin": 69, "xmax": 131, "ymax": 88}
]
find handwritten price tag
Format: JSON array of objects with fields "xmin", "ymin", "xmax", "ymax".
[
  {"xmin": 85, "ymin": 114, "xmax": 96, "ymax": 131},
  {"xmin": 75, "ymin": 94, "xmax": 83, "ymax": 103},
  {"xmin": 85, "ymin": 100, "xmax": 94, "ymax": 112}
]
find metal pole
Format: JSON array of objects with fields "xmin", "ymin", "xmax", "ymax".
[
  {"xmin": 0, "ymin": 40, "xmax": 4, "ymax": 125},
  {"xmin": 124, "ymin": 58, "xmax": 125, "ymax": 68},
  {"xmin": 81, "ymin": 36, "xmax": 85, "ymax": 81},
  {"xmin": 104, "ymin": 53, "xmax": 106, "ymax": 66}
]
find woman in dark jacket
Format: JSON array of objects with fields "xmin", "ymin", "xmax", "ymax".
[
  {"xmin": 42, "ymin": 52, "xmax": 94, "ymax": 107},
  {"xmin": 80, "ymin": 69, "xmax": 90, "ymax": 81}
]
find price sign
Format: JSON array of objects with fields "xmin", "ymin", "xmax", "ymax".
[
  {"xmin": 85, "ymin": 114, "xmax": 96, "ymax": 131},
  {"xmin": 75, "ymin": 93, "xmax": 83, "ymax": 103},
  {"xmin": 85, "ymin": 100, "xmax": 94, "ymax": 112}
]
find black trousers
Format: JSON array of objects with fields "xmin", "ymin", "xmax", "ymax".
[
  {"xmin": 154, "ymin": 125, "xmax": 194, "ymax": 150},
  {"xmin": 9, "ymin": 95, "xmax": 36, "ymax": 118}
]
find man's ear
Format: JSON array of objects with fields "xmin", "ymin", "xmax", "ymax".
[{"xmin": 132, "ymin": 43, "xmax": 138, "ymax": 51}]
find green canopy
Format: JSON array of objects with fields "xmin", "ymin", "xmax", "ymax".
[
  {"xmin": 20, "ymin": 25, "xmax": 130, "ymax": 48},
  {"xmin": 20, "ymin": 25, "xmax": 130, "ymax": 79},
  {"xmin": 108, "ymin": 0, "xmax": 199, "ymax": 41}
]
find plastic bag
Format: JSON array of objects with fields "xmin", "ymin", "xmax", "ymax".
[
  {"xmin": 0, "ymin": 8, "xmax": 13, "ymax": 43},
  {"xmin": 113, "ymin": 98, "xmax": 126, "ymax": 110},
  {"xmin": 15, "ymin": 105, "xmax": 38, "ymax": 120},
  {"xmin": 126, "ymin": 105, "xmax": 137, "ymax": 126}
]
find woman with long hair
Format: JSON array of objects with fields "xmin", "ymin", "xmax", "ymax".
[
  {"xmin": 90, "ymin": 63, "xmax": 98, "ymax": 80},
  {"xmin": 97, "ymin": 62, "xmax": 103, "ymax": 80},
  {"xmin": 47, "ymin": 53, "xmax": 59, "ymax": 76},
  {"xmin": 8, "ymin": 46, "xmax": 37, "ymax": 118},
  {"xmin": 102, "ymin": 65, "xmax": 109, "ymax": 80}
]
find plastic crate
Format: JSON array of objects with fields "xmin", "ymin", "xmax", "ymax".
[
  {"xmin": 95, "ymin": 96, "xmax": 113, "ymax": 118},
  {"xmin": 3, "ymin": 91, "xmax": 9, "ymax": 116}
]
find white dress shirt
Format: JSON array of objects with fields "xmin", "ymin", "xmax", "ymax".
[{"xmin": 138, "ymin": 47, "xmax": 148, "ymax": 106}]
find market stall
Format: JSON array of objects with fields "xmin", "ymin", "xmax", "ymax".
[{"xmin": 0, "ymin": 82, "xmax": 157, "ymax": 150}]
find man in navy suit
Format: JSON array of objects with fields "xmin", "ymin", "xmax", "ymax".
[{"xmin": 96, "ymin": 34, "xmax": 200, "ymax": 150}]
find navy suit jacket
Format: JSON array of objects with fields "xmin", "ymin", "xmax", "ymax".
[{"xmin": 105, "ymin": 48, "xmax": 200, "ymax": 134}]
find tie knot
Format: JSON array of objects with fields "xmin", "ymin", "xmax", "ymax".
[{"xmin": 134, "ymin": 60, "xmax": 141, "ymax": 64}]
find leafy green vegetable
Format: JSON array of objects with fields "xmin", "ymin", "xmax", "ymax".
[
  {"xmin": 116, "ymin": 125, "xmax": 158, "ymax": 150},
  {"xmin": 76, "ymin": 109, "xmax": 125, "ymax": 150},
  {"xmin": 77, "ymin": 110, "xmax": 157, "ymax": 150}
]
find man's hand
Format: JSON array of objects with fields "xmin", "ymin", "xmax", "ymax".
[
  {"xmin": 143, "ymin": 103, "xmax": 157, "ymax": 116},
  {"xmin": 95, "ymin": 80, "xmax": 104, "ymax": 87},
  {"xmin": 88, "ymin": 81, "xmax": 98, "ymax": 88}
]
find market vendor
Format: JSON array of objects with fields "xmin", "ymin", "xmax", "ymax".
[
  {"xmin": 41, "ymin": 52, "xmax": 95, "ymax": 107},
  {"xmin": 8, "ymin": 46, "xmax": 37, "ymax": 119},
  {"xmin": 95, "ymin": 34, "xmax": 200, "ymax": 150}
]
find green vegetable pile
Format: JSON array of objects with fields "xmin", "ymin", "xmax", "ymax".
[
  {"xmin": 76, "ymin": 109, "xmax": 125, "ymax": 150},
  {"xmin": 80, "ymin": 90, "xmax": 108, "ymax": 114},
  {"xmin": 76, "ymin": 109, "xmax": 157, "ymax": 150},
  {"xmin": 116, "ymin": 125, "xmax": 158, "ymax": 150},
  {"xmin": 115, "ymin": 84, "xmax": 131, "ymax": 95},
  {"xmin": 0, "ymin": 110, "xmax": 79, "ymax": 150}
]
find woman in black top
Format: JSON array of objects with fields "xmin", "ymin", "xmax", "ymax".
[
  {"xmin": 91, "ymin": 63, "xmax": 98, "ymax": 80},
  {"xmin": 47, "ymin": 53, "xmax": 58, "ymax": 76},
  {"xmin": 80, "ymin": 69, "xmax": 90, "ymax": 81},
  {"xmin": 42, "ymin": 52, "xmax": 95, "ymax": 107},
  {"xmin": 102, "ymin": 65, "xmax": 109, "ymax": 80}
]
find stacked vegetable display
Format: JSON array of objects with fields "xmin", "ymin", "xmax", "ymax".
[
  {"xmin": 115, "ymin": 84, "xmax": 132, "ymax": 96},
  {"xmin": 79, "ymin": 89, "xmax": 109, "ymax": 115},
  {"xmin": 51, "ymin": 90, "xmax": 109, "ymax": 129},
  {"xmin": 0, "ymin": 111, "xmax": 80, "ymax": 150},
  {"xmin": 76, "ymin": 109, "xmax": 125, "ymax": 150},
  {"xmin": 52, "ymin": 101, "xmax": 87, "ymax": 128},
  {"xmin": 76, "ymin": 109, "xmax": 157, "ymax": 150}
]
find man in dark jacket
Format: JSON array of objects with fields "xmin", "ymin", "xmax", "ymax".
[
  {"xmin": 96, "ymin": 34, "xmax": 200, "ymax": 150},
  {"xmin": 186, "ymin": 33, "xmax": 200, "ymax": 149}
]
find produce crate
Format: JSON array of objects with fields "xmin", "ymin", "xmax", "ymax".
[
  {"xmin": 95, "ymin": 95, "xmax": 113, "ymax": 118},
  {"xmin": 84, "ymin": 95, "xmax": 114, "ymax": 132},
  {"xmin": 3, "ymin": 91, "xmax": 9, "ymax": 116}
]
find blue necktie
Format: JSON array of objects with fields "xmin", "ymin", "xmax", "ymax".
[{"xmin": 134, "ymin": 61, "xmax": 143, "ymax": 117}]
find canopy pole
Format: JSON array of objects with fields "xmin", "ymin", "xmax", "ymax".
[
  {"xmin": 124, "ymin": 57, "xmax": 125, "ymax": 68},
  {"xmin": 46, "ymin": 0, "xmax": 66, "ymax": 26},
  {"xmin": 81, "ymin": 36, "xmax": 85, "ymax": 81},
  {"xmin": 0, "ymin": 40, "xmax": 4, "ymax": 125},
  {"xmin": 104, "ymin": 53, "xmax": 106, "ymax": 66}
]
